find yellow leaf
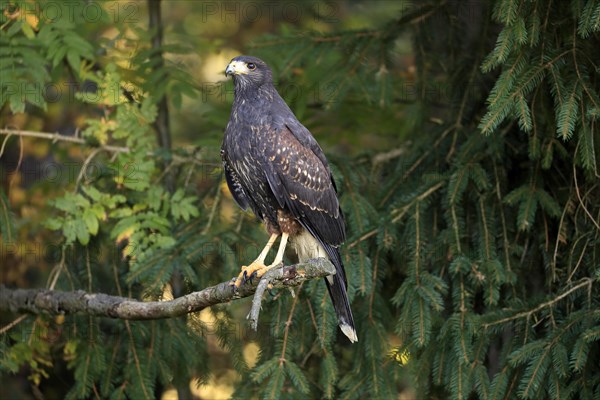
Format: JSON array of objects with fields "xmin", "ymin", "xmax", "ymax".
[
  {"xmin": 116, "ymin": 226, "xmax": 134, "ymax": 246},
  {"xmin": 25, "ymin": 14, "xmax": 39, "ymax": 29}
]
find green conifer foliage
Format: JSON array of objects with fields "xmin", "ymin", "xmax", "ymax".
[{"xmin": 236, "ymin": 1, "xmax": 600, "ymax": 398}]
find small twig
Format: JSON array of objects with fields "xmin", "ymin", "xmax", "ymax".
[
  {"xmin": 552, "ymin": 196, "xmax": 572, "ymax": 282},
  {"xmin": 74, "ymin": 147, "xmax": 103, "ymax": 191},
  {"xmin": 202, "ymin": 183, "xmax": 222, "ymax": 235},
  {"xmin": 3, "ymin": 135, "xmax": 25, "ymax": 192},
  {"xmin": 370, "ymin": 146, "xmax": 409, "ymax": 178},
  {"xmin": 573, "ymin": 159, "xmax": 600, "ymax": 231},
  {"xmin": 0, "ymin": 128, "xmax": 129, "ymax": 153},
  {"xmin": 154, "ymin": 158, "xmax": 177, "ymax": 184},
  {"xmin": 124, "ymin": 318, "xmax": 151, "ymax": 398},
  {"xmin": 247, "ymin": 264, "xmax": 282, "ymax": 330},
  {"xmin": 247, "ymin": 259, "xmax": 335, "ymax": 330},
  {"xmin": 184, "ymin": 158, "xmax": 199, "ymax": 188},
  {"xmin": 305, "ymin": 298, "xmax": 320, "ymax": 345},
  {"xmin": 371, "ymin": 147, "xmax": 407, "ymax": 166},
  {"xmin": 279, "ymin": 281, "xmax": 303, "ymax": 366},
  {"xmin": 0, "ymin": 132, "xmax": 12, "ymax": 158},
  {"xmin": 482, "ymin": 278, "xmax": 594, "ymax": 329},
  {"xmin": 47, "ymin": 247, "xmax": 66, "ymax": 290},
  {"xmin": 567, "ymin": 237, "xmax": 590, "ymax": 283},
  {"xmin": 0, "ymin": 315, "xmax": 28, "ymax": 335}
]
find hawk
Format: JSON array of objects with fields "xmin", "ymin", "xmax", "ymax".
[{"xmin": 222, "ymin": 56, "xmax": 357, "ymax": 343}]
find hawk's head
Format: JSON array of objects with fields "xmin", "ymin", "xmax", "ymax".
[{"xmin": 225, "ymin": 56, "xmax": 272, "ymax": 89}]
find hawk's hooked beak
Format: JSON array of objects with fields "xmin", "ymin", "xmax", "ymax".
[{"xmin": 225, "ymin": 60, "xmax": 249, "ymax": 77}]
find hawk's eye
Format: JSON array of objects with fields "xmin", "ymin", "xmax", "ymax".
[{"xmin": 247, "ymin": 63, "xmax": 256, "ymax": 70}]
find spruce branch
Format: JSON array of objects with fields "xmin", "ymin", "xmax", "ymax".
[
  {"xmin": 0, "ymin": 259, "xmax": 335, "ymax": 320},
  {"xmin": 349, "ymin": 181, "xmax": 444, "ymax": 249},
  {"xmin": 482, "ymin": 278, "xmax": 595, "ymax": 329}
]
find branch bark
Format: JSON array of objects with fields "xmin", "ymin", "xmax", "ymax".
[
  {"xmin": 0, "ymin": 128, "xmax": 129, "ymax": 153},
  {"xmin": 147, "ymin": 0, "xmax": 175, "ymax": 195},
  {"xmin": 0, "ymin": 128, "xmax": 217, "ymax": 168},
  {"xmin": 0, "ymin": 259, "xmax": 335, "ymax": 321}
]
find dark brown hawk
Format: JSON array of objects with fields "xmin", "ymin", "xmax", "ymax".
[{"xmin": 222, "ymin": 56, "xmax": 357, "ymax": 343}]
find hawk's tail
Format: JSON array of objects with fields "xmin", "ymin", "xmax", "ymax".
[{"xmin": 322, "ymin": 244, "xmax": 358, "ymax": 343}]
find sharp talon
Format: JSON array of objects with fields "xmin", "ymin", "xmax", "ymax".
[
  {"xmin": 233, "ymin": 261, "xmax": 267, "ymax": 288},
  {"xmin": 248, "ymin": 270, "xmax": 258, "ymax": 284}
]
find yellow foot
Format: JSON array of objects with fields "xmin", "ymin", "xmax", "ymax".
[{"xmin": 232, "ymin": 260, "xmax": 268, "ymax": 288}]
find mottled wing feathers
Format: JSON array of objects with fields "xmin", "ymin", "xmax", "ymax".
[
  {"xmin": 283, "ymin": 119, "xmax": 330, "ymax": 170},
  {"xmin": 264, "ymin": 125, "xmax": 345, "ymax": 246},
  {"xmin": 222, "ymin": 151, "xmax": 251, "ymax": 211},
  {"xmin": 283, "ymin": 120, "xmax": 341, "ymax": 194},
  {"xmin": 269, "ymin": 92, "xmax": 334, "ymax": 181}
]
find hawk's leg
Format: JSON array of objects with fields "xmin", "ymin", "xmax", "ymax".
[
  {"xmin": 232, "ymin": 233, "xmax": 278, "ymax": 287},
  {"xmin": 263, "ymin": 232, "xmax": 289, "ymax": 272},
  {"xmin": 248, "ymin": 232, "xmax": 289, "ymax": 281}
]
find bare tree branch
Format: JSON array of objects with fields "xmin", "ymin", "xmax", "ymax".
[
  {"xmin": 0, "ymin": 128, "xmax": 218, "ymax": 167},
  {"xmin": 0, "ymin": 128, "xmax": 129, "ymax": 153},
  {"xmin": 0, "ymin": 259, "xmax": 335, "ymax": 321}
]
